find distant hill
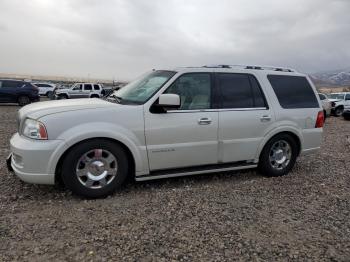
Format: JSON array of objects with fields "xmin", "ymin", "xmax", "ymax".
[
  {"xmin": 0, "ymin": 72, "xmax": 125, "ymax": 85},
  {"xmin": 310, "ymin": 68, "xmax": 350, "ymax": 87}
]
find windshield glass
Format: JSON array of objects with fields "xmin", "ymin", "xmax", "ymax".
[
  {"xmin": 328, "ymin": 94, "xmax": 344, "ymax": 100},
  {"xmin": 110, "ymin": 70, "xmax": 176, "ymax": 104}
]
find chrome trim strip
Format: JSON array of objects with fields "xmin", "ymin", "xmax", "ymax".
[
  {"xmin": 166, "ymin": 108, "xmax": 267, "ymax": 113},
  {"xmin": 135, "ymin": 164, "xmax": 257, "ymax": 181}
]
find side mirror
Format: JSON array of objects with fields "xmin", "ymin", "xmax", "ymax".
[{"xmin": 157, "ymin": 94, "xmax": 180, "ymax": 109}]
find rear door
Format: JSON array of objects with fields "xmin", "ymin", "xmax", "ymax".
[
  {"xmin": 216, "ymin": 73, "xmax": 274, "ymax": 163},
  {"xmin": 83, "ymin": 84, "xmax": 93, "ymax": 97},
  {"xmin": 345, "ymin": 93, "xmax": 350, "ymax": 107}
]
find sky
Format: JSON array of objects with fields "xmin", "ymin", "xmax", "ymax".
[{"xmin": 0, "ymin": 0, "xmax": 349, "ymax": 81}]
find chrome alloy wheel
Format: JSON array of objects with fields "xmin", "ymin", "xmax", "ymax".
[
  {"xmin": 269, "ymin": 140, "xmax": 292, "ymax": 171},
  {"xmin": 76, "ymin": 149, "xmax": 118, "ymax": 189}
]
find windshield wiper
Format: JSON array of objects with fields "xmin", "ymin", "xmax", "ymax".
[{"xmin": 106, "ymin": 94, "xmax": 123, "ymax": 103}]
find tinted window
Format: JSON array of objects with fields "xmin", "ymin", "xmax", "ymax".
[
  {"xmin": 84, "ymin": 84, "xmax": 92, "ymax": 91},
  {"xmin": 2, "ymin": 80, "xmax": 22, "ymax": 88},
  {"xmin": 93, "ymin": 84, "xmax": 100, "ymax": 90},
  {"xmin": 165, "ymin": 73, "xmax": 211, "ymax": 110},
  {"xmin": 250, "ymin": 75, "xmax": 267, "ymax": 108},
  {"xmin": 268, "ymin": 75, "xmax": 318, "ymax": 109},
  {"xmin": 346, "ymin": 94, "xmax": 350, "ymax": 100},
  {"xmin": 318, "ymin": 94, "xmax": 326, "ymax": 100},
  {"xmin": 218, "ymin": 73, "xmax": 266, "ymax": 108}
]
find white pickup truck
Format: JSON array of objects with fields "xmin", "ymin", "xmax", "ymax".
[
  {"xmin": 55, "ymin": 83, "xmax": 104, "ymax": 99},
  {"xmin": 327, "ymin": 92, "xmax": 350, "ymax": 116}
]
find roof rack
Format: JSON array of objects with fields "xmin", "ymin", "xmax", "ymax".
[{"xmin": 202, "ymin": 64, "xmax": 295, "ymax": 72}]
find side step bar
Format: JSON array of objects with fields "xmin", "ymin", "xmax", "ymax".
[{"xmin": 135, "ymin": 162, "xmax": 257, "ymax": 182}]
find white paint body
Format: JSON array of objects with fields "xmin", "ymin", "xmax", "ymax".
[{"xmin": 9, "ymin": 67, "xmax": 323, "ymax": 185}]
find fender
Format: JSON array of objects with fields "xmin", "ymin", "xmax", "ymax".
[
  {"xmin": 45, "ymin": 122, "xmax": 149, "ymax": 176},
  {"xmin": 254, "ymin": 123, "xmax": 303, "ymax": 162}
]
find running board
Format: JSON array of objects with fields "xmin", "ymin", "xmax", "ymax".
[{"xmin": 135, "ymin": 162, "xmax": 257, "ymax": 181}]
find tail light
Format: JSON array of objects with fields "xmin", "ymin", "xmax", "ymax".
[{"xmin": 315, "ymin": 111, "xmax": 324, "ymax": 128}]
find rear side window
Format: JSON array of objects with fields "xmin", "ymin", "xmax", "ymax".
[
  {"xmin": 217, "ymin": 73, "xmax": 267, "ymax": 109},
  {"xmin": 346, "ymin": 94, "xmax": 350, "ymax": 100},
  {"xmin": 268, "ymin": 75, "xmax": 318, "ymax": 109},
  {"xmin": 84, "ymin": 84, "xmax": 92, "ymax": 91}
]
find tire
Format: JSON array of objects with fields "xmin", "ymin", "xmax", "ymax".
[
  {"xmin": 334, "ymin": 107, "xmax": 344, "ymax": 117},
  {"xmin": 90, "ymin": 94, "xmax": 99, "ymax": 98},
  {"xmin": 258, "ymin": 133, "xmax": 298, "ymax": 177},
  {"xmin": 18, "ymin": 96, "xmax": 31, "ymax": 106},
  {"xmin": 58, "ymin": 94, "xmax": 68, "ymax": 100},
  {"xmin": 46, "ymin": 91, "xmax": 54, "ymax": 98},
  {"xmin": 61, "ymin": 139, "xmax": 129, "ymax": 198}
]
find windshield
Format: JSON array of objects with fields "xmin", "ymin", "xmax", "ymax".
[
  {"xmin": 328, "ymin": 94, "xmax": 345, "ymax": 100},
  {"xmin": 110, "ymin": 70, "xmax": 176, "ymax": 104}
]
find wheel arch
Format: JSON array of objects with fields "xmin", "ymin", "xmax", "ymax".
[
  {"xmin": 55, "ymin": 137, "xmax": 136, "ymax": 185},
  {"xmin": 255, "ymin": 128, "xmax": 302, "ymax": 162}
]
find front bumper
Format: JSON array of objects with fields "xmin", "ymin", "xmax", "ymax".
[{"xmin": 9, "ymin": 133, "xmax": 64, "ymax": 185}]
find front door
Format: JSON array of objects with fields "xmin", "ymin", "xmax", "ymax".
[
  {"xmin": 70, "ymin": 84, "xmax": 83, "ymax": 98},
  {"xmin": 144, "ymin": 73, "xmax": 219, "ymax": 171}
]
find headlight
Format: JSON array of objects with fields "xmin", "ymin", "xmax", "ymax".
[{"xmin": 22, "ymin": 118, "xmax": 48, "ymax": 140}]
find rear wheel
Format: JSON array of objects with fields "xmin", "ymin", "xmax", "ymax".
[
  {"xmin": 61, "ymin": 139, "xmax": 129, "ymax": 198},
  {"xmin": 18, "ymin": 96, "xmax": 30, "ymax": 106},
  {"xmin": 258, "ymin": 134, "xmax": 298, "ymax": 177}
]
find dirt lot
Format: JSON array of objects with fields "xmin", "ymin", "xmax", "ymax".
[{"xmin": 0, "ymin": 104, "xmax": 350, "ymax": 261}]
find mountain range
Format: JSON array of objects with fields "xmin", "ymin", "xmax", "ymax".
[{"xmin": 310, "ymin": 68, "xmax": 350, "ymax": 86}]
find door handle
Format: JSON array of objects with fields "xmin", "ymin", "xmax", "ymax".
[
  {"xmin": 260, "ymin": 115, "xmax": 271, "ymax": 122},
  {"xmin": 198, "ymin": 117, "xmax": 212, "ymax": 125}
]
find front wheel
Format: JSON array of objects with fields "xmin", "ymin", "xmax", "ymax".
[
  {"xmin": 334, "ymin": 107, "xmax": 344, "ymax": 117},
  {"xmin": 258, "ymin": 134, "xmax": 298, "ymax": 177},
  {"xmin": 61, "ymin": 139, "xmax": 129, "ymax": 198}
]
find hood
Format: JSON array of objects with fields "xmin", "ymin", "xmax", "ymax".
[
  {"xmin": 328, "ymin": 99, "xmax": 341, "ymax": 103},
  {"xmin": 55, "ymin": 88, "xmax": 70, "ymax": 93},
  {"xmin": 19, "ymin": 98, "xmax": 115, "ymax": 120}
]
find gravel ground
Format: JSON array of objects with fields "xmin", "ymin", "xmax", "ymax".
[{"xmin": 0, "ymin": 104, "xmax": 350, "ymax": 261}]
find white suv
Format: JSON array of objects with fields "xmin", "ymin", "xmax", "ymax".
[
  {"xmin": 7, "ymin": 65, "xmax": 324, "ymax": 198},
  {"xmin": 55, "ymin": 83, "xmax": 104, "ymax": 99},
  {"xmin": 328, "ymin": 92, "xmax": 350, "ymax": 116},
  {"xmin": 33, "ymin": 82, "xmax": 56, "ymax": 97}
]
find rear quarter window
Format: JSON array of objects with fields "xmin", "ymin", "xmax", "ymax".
[{"xmin": 268, "ymin": 75, "xmax": 319, "ymax": 109}]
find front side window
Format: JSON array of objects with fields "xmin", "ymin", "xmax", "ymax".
[
  {"xmin": 111, "ymin": 70, "xmax": 176, "ymax": 104},
  {"xmin": 329, "ymin": 94, "xmax": 345, "ymax": 100},
  {"xmin": 217, "ymin": 73, "xmax": 266, "ymax": 109},
  {"xmin": 268, "ymin": 75, "xmax": 319, "ymax": 109},
  {"xmin": 73, "ymin": 84, "xmax": 82, "ymax": 90},
  {"xmin": 93, "ymin": 84, "xmax": 100, "ymax": 90},
  {"xmin": 164, "ymin": 73, "xmax": 211, "ymax": 110}
]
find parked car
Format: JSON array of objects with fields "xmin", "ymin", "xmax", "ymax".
[
  {"xmin": 328, "ymin": 92, "xmax": 350, "ymax": 116},
  {"xmin": 0, "ymin": 79, "xmax": 39, "ymax": 106},
  {"xmin": 54, "ymin": 83, "xmax": 104, "ymax": 99},
  {"xmin": 343, "ymin": 106, "xmax": 350, "ymax": 120},
  {"xmin": 318, "ymin": 93, "xmax": 332, "ymax": 118},
  {"xmin": 33, "ymin": 82, "xmax": 56, "ymax": 97},
  {"xmin": 7, "ymin": 65, "xmax": 324, "ymax": 198}
]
